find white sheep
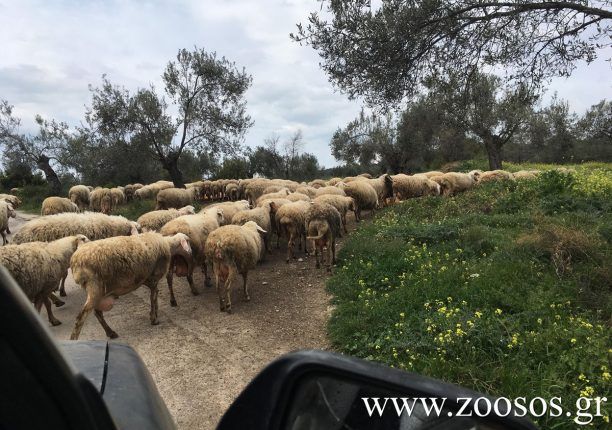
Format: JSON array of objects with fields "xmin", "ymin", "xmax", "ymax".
[
  {"xmin": 0, "ymin": 235, "xmax": 89, "ymax": 326},
  {"xmin": 205, "ymin": 221, "xmax": 266, "ymax": 313},
  {"xmin": 13, "ymin": 212, "xmax": 139, "ymax": 244},
  {"xmin": 68, "ymin": 185, "xmax": 91, "ymax": 211},
  {"xmin": 160, "ymin": 208, "xmax": 224, "ymax": 306},
  {"xmin": 0, "ymin": 200, "xmax": 16, "ymax": 245},
  {"xmin": 137, "ymin": 206, "xmax": 196, "ymax": 232},
  {"xmin": 69, "ymin": 232, "xmax": 192, "ymax": 339},
  {"xmin": 41, "ymin": 196, "xmax": 79, "ymax": 216}
]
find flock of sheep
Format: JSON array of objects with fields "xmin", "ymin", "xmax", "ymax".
[{"xmin": 0, "ymin": 168, "xmax": 539, "ymax": 340}]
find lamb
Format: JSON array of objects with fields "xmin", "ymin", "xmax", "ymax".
[
  {"xmin": 305, "ymin": 202, "xmax": 342, "ymax": 271},
  {"xmin": 0, "ymin": 235, "xmax": 89, "ymax": 326},
  {"xmin": 41, "ymin": 196, "xmax": 79, "ymax": 216},
  {"xmin": 155, "ymin": 187, "xmax": 198, "ymax": 210},
  {"xmin": 431, "ymin": 172, "xmax": 475, "ymax": 196},
  {"xmin": 313, "ymin": 195, "xmax": 356, "ymax": 234},
  {"xmin": 13, "ymin": 212, "xmax": 139, "ymax": 244},
  {"xmin": 477, "ymin": 170, "xmax": 514, "ymax": 183},
  {"xmin": 231, "ymin": 201, "xmax": 276, "ymax": 253},
  {"xmin": 286, "ymin": 192, "xmax": 311, "ymax": 202},
  {"xmin": 367, "ymin": 174, "xmax": 394, "ymax": 207},
  {"xmin": 1, "ymin": 201, "xmax": 16, "ymax": 245},
  {"xmin": 205, "ymin": 200, "xmax": 250, "ymax": 226},
  {"xmin": 274, "ymin": 200, "xmax": 311, "ymax": 261},
  {"xmin": 69, "ymin": 232, "xmax": 192, "ymax": 339},
  {"xmin": 315, "ymin": 186, "xmax": 346, "ymax": 197},
  {"xmin": 205, "ymin": 221, "xmax": 266, "ymax": 313},
  {"xmin": 137, "ymin": 205, "xmax": 196, "ymax": 232},
  {"xmin": 392, "ymin": 174, "xmax": 440, "ymax": 200},
  {"xmin": 68, "ymin": 185, "xmax": 91, "ymax": 210},
  {"xmin": 160, "ymin": 208, "xmax": 224, "ymax": 306},
  {"xmin": 89, "ymin": 188, "xmax": 113, "ymax": 214},
  {"xmin": 343, "ymin": 181, "xmax": 379, "ymax": 221}
]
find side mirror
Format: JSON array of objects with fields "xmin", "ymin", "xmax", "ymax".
[{"xmin": 218, "ymin": 350, "xmax": 536, "ymax": 430}]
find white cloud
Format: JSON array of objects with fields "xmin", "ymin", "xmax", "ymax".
[{"xmin": 0, "ymin": 0, "xmax": 609, "ymax": 169}]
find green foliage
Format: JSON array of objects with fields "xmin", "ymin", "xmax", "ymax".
[{"xmin": 327, "ymin": 162, "xmax": 612, "ymax": 428}]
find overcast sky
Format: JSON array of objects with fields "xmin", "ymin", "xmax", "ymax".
[{"xmin": 1, "ymin": 0, "xmax": 610, "ymax": 168}]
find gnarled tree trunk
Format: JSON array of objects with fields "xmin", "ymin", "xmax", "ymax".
[
  {"xmin": 483, "ymin": 136, "xmax": 503, "ymax": 170},
  {"xmin": 163, "ymin": 154, "xmax": 186, "ymax": 188},
  {"xmin": 36, "ymin": 155, "xmax": 62, "ymax": 195}
]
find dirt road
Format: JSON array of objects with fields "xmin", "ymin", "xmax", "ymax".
[{"xmin": 8, "ymin": 210, "xmax": 341, "ymax": 429}]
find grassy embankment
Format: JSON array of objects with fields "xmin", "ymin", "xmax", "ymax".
[{"xmin": 327, "ymin": 163, "xmax": 611, "ymax": 428}]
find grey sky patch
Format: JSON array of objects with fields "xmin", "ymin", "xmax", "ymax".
[{"xmin": 0, "ymin": 0, "xmax": 609, "ymax": 168}]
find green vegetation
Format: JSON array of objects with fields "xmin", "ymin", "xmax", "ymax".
[{"xmin": 327, "ymin": 164, "xmax": 611, "ymax": 428}]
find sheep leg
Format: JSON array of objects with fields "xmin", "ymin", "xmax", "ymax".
[
  {"xmin": 43, "ymin": 296, "xmax": 62, "ymax": 326},
  {"xmin": 1, "ymin": 231, "xmax": 6, "ymax": 245},
  {"xmin": 213, "ymin": 260, "xmax": 225, "ymax": 311},
  {"xmin": 59, "ymin": 274, "xmax": 67, "ymax": 297},
  {"xmin": 286, "ymin": 233, "xmax": 294, "ymax": 263},
  {"xmin": 314, "ymin": 243, "xmax": 321, "ymax": 269},
  {"xmin": 224, "ymin": 266, "xmax": 237, "ymax": 314},
  {"xmin": 166, "ymin": 271, "xmax": 178, "ymax": 307},
  {"xmin": 94, "ymin": 310, "xmax": 118, "ymax": 339},
  {"xmin": 71, "ymin": 285, "xmax": 102, "ymax": 340},
  {"xmin": 147, "ymin": 284, "xmax": 159, "ymax": 325},
  {"xmin": 241, "ymin": 272, "xmax": 250, "ymax": 302},
  {"xmin": 332, "ymin": 239, "xmax": 337, "ymax": 265},
  {"xmin": 342, "ymin": 213, "xmax": 348, "ymax": 234},
  {"xmin": 50, "ymin": 292, "xmax": 65, "ymax": 308},
  {"xmin": 201, "ymin": 262, "xmax": 211, "ymax": 289}
]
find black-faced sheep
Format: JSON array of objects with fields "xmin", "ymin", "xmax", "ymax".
[
  {"xmin": 69, "ymin": 232, "xmax": 192, "ymax": 339},
  {"xmin": 205, "ymin": 221, "xmax": 266, "ymax": 313}
]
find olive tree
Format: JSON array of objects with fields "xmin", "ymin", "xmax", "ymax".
[
  {"xmin": 292, "ymin": 1, "xmax": 611, "ymax": 105},
  {"xmin": 0, "ymin": 101, "xmax": 69, "ymax": 194},
  {"xmin": 86, "ymin": 47, "xmax": 253, "ymax": 187}
]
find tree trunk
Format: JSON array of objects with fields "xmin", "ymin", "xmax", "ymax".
[
  {"xmin": 483, "ymin": 137, "xmax": 503, "ymax": 170},
  {"xmin": 36, "ymin": 155, "xmax": 62, "ymax": 195},
  {"xmin": 163, "ymin": 156, "xmax": 185, "ymax": 188}
]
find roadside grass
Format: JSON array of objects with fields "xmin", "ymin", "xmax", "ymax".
[{"xmin": 327, "ymin": 166, "xmax": 612, "ymax": 428}]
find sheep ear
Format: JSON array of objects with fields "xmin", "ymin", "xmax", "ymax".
[
  {"xmin": 180, "ymin": 237, "xmax": 192, "ymax": 254},
  {"xmin": 130, "ymin": 223, "xmax": 140, "ymax": 235},
  {"xmin": 256, "ymin": 225, "xmax": 267, "ymax": 234}
]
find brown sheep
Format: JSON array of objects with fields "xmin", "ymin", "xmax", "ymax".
[{"xmin": 343, "ymin": 181, "xmax": 378, "ymax": 221}]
